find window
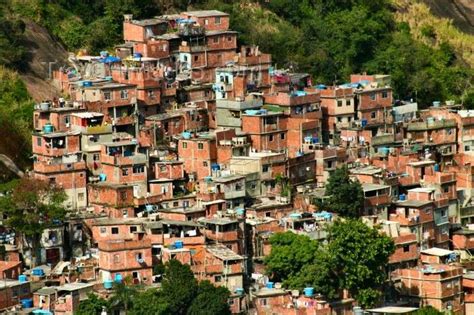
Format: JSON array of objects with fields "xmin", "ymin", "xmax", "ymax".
[
  {"xmin": 214, "ymin": 275, "xmax": 222, "ymax": 282},
  {"xmin": 100, "ymin": 227, "xmax": 107, "ymax": 234},
  {"xmin": 370, "ymin": 93, "xmax": 376, "ymax": 100},
  {"xmin": 403, "ymin": 245, "xmax": 410, "ymax": 252},
  {"xmin": 130, "ymin": 226, "xmax": 137, "ymax": 233},
  {"xmin": 198, "ymin": 143, "xmax": 204, "ymax": 150},
  {"xmin": 111, "ymin": 227, "xmax": 119, "ymax": 234},
  {"xmin": 120, "ymin": 191, "xmax": 127, "ymax": 201},
  {"xmin": 49, "ymin": 177, "xmax": 56, "ymax": 184},
  {"xmin": 441, "ymin": 209, "xmax": 447, "ymax": 217},
  {"xmin": 194, "ymin": 55, "xmax": 199, "ymax": 62},
  {"xmin": 262, "ymin": 164, "xmax": 269, "ymax": 172},
  {"xmin": 132, "ymin": 271, "xmax": 139, "ymax": 279},
  {"xmin": 64, "ymin": 115, "xmax": 70, "ymax": 125},
  {"xmin": 443, "ymin": 186, "xmax": 449, "ymax": 193},
  {"xmin": 382, "ymin": 91, "xmax": 388, "ymax": 98},
  {"xmin": 466, "ymin": 145, "xmax": 471, "ymax": 152},
  {"xmin": 371, "ymin": 112, "xmax": 376, "ymax": 119},
  {"xmin": 147, "ymin": 90, "xmax": 154, "ymax": 98},
  {"xmin": 122, "ymin": 168, "xmax": 129, "ymax": 176},
  {"xmin": 152, "ymin": 247, "xmax": 162, "ymax": 255},
  {"xmin": 104, "ymin": 91, "xmax": 112, "ymax": 100},
  {"xmin": 337, "ymin": 100, "xmax": 343, "ymax": 107},
  {"xmin": 251, "ymin": 183, "xmax": 256, "ymax": 190},
  {"xmin": 182, "ymin": 142, "xmax": 187, "ymax": 149},
  {"xmin": 133, "ymin": 165, "xmax": 145, "ymax": 174},
  {"xmin": 337, "ymin": 117, "xmax": 342, "ymax": 123},
  {"xmin": 215, "ymin": 17, "xmax": 221, "ymax": 24},
  {"xmin": 136, "ymin": 253, "xmax": 143, "ymax": 261},
  {"xmin": 113, "ymin": 254, "xmax": 120, "ymax": 263},
  {"xmin": 204, "ymin": 19, "xmax": 209, "ymax": 25},
  {"xmin": 260, "ymin": 299, "xmax": 267, "ymax": 306},
  {"xmin": 213, "ymin": 37, "xmax": 219, "ymax": 44},
  {"xmin": 280, "ymin": 133, "xmax": 285, "ymax": 140},
  {"xmin": 346, "ymin": 99, "xmax": 351, "ymax": 106},
  {"xmin": 269, "ymin": 135, "xmax": 274, "ymax": 142},
  {"xmin": 120, "ymin": 90, "xmax": 128, "ymax": 99},
  {"xmin": 235, "ymin": 184, "xmax": 242, "ymax": 191},
  {"xmin": 173, "ymin": 201, "xmax": 179, "ymax": 207},
  {"xmin": 93, "ymin": 153, "xmax": 100, "ymax": 161},
  {"xmin": 78, "ymin": 193, "xmax": 84, "ymax": 202},
  {"xmin": 266, "ymin": 212, "xmax": 271, "ymax": 217},
  {"xmin": 203, "ymin": 161, "xmax": 208, "ymax": 167},
  {"xmin": 37, "ymin": 137, "xmax": 42, "ymax": 146},
  {"xmin": 227, "ymin": 36, "xmax": 232, "ymax": 41}
]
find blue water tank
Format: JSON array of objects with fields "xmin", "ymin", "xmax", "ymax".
[
  {"xmin": 83, "ymin": 81, "xmax": 92, "ymax": 87},
  {"xmin": 434, "ymin": 164, "xmax": 440, "ymax": 172},
  {"xmin": 260, "ymin": 109, "xmax": 268, "ymax": 115},
  {"xmin": 211, "ymin": 163, "xmax": 220, "ymax": 171},
  {"xmin": 361, "ymin": 119, "xmax": 368, "ymax": 127},
  {"xmin": 312, "ymin": 137, "xmax": 319, "ymax": 144},
  {"xmin": 100, "ymin": 51, "xmax": 109, "ymax": 57},
  {"xmin": 289, "ymin": 213, "xmax": 302, "ymax": 219},
  {"xmin": 104, "ymin": 280, "xmax": 113, "ymax": 289},
  {"xmin": 32, "ymin": 268, "xmax": 44, "ymax": 276},
  {"xmin": 235, "ymin": 288, "xmax": 244, "ymax": 295},
  {"xmin": 43, "ymin": 124, "xmax": 54, "ymax": 134},
  {"xmin": 399, "ymin": 194, "xmax": 406, "ymax": 201},
  {"xmin": 236, "ymin": 208, "xmax": 245, "ymax": 216},
  {"xmin": 182, "ymin": 132, "xmax": 192, "ymax": 139},
  {"xmin": 145, "ymin": 204, "xmax": 154, "ymax": 212},
  {"xmin": 105, "ymin": 76, "xmax": 113, "ymax": 81},
  {"xmin": 99, "ymin": 174, "xmax": 107, "ymax": 181},
  {"xmin": 134, "ymin": 53, "xmax": 143, "ymax": 59},
  {"xmin": 304, "ymin": 287, "xmax": 314, "ymax": 297},
  {"xmin": 378, "ymin": 147, "xmax": 390, "ymax": 156},
  {"xmin": 266, "ymin": 281, "xmax": 274, "ymax": 289},
  {"xmin": 18, "ymin": 275, "xmax": 27, "ymax": 283},
  {"xmin": 114, "ymin": 273, "xmax": 123, "ymax": 283},
  {"xmin": 21, "ymin": 298, "xmax": 33, "ymax": 308},
  {"xmin": 175, "ymin": 240, "xmax": 183, "ymax": 249}
]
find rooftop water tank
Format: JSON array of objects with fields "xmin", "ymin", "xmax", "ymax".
[
  {"xmin": 114, "ymin": 273, "xmax": 123, "ymax": 283},
  {"xmin": 182, "ymin": 132, "xmax": 192, "ymax": 139},
  {"xmin": 353, "ymin": 306, "xmax": 364, "ymax": 315},
  {"xmin": 266, "ymin": 281, "xmax": 274, "ymax": 289},
  {"xmin": 43, "ymin": 124, "xmax": 54, "ymax": 134},
  {"xmin": 99, "ymin": 174, "xmax": 107, "ymax": 182},
  {"xmin": 83, "ymin": 81, "xmax": 93, "ymax": 87},
  {"xmin": 104, "ymin": 280, "xmax": 113, "ymax": 289},
  {"xmin": 434, "ymin": 164, "xmax": 440, "ymax": 172},
  {"xmin": 433, "ymin": 101, "xmax": 441, "ymax": 107},
  {"xmin": 40, "ymin": 102, "xmax": 50, "ymax": 111},
  {"xmin": 175, "ymin": 240, "xmax": 183, "ymax": 249},
  {"xmin": 236, "ymin": 208, "xmax": 245, "ymax": 216},
  {"xmin": 21, "ymin": 298, "xmax": 33, "ymax": 308},
  {"xmin": 235, "ymin": 288, "xmax": 244, "ymax": 295},
  {"xmin": 133, "ymin": 53, "xmax": 143, "ymax": 59},
  {"xmin": 361, "ymin": 119, "xmax": 368, "ymax": 127},
  {"xmin": 18, "ymin": 275, "xmax": 27, "ymax": 283},
  {"xmin": 32, "ymin": 268, "xmax": 45, "ymax": 276},
  {"xmin": 303, "ymin": 287, "xmax": 314, "ymax": 297},
  {"xmin": 399, "ymin": 194, "xmax": 406, "ymax": 201}
]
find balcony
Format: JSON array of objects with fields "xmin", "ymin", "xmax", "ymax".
[
  {"xmin": 76, "ymin": 124, "xmax": 113, "ymax": 135},
  {"xmin": 407, "ymin": 119, "xmax": 456, "ymax": 131},
  {"xmin": 34, "ymin": 161, "xmax": 86, "ymax": 174},
  {"xmin": 204, "ymin": 230, "xmax": 238, "ymax": 242},
  {"xmin": 101, "ymin": 153, "xmax": 147, "ymax": 166}
]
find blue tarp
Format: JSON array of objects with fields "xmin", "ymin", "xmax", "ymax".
[{"xmin": 100, "ymin": 56, "xmax": 121, "ymax": 64}]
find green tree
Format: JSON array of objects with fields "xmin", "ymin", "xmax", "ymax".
[
  {"xmin": 265, "ymin": 220, "xmax": 394, "ymax": 308},
  {"xmin": 319, "ymin": 166, "xmax": 364, "ymax": 217},
  {"xmin": 109, "ymin": 277, "xmax": 139, "ymax": 313},
  {"xmin": 161, "ymin": 259, "xmax": 198, "ymax": 315},
  {"xmin": 129, "ymin": 288, "xmax": 170, "ymax": 315},
  {"xmin": 76, "ymin": 293, "xmax": 109, "ymax": 315},
  {"xmin": 0, "ymin": 177, "xmax": 67, "ymax": 265},
  {"xmin": 415, "ymin": 306, "xmax": 444, "ymax": 315},
  {"xmin": 264, "ymin": 231, "xmax": 319, "ymax": 282},
  {"xmin": 187, "ymin": 280, "xmax": 231, "ymax": 315}
]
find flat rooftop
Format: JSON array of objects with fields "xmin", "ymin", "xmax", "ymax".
[
  {"xmin": 420, "ymin": 247, "xmax": 455, "ymax": 257},
  {"xmin": 206, "ymin": 244, "xmax": 243, "ymax": 261},
  {"xmin": 183, "ymin": 10, "xmax": 229, "ymax": 17},
  {"xmin": 362, "ymin": 183, "xmax": 390, "ymax": 192},
  {"xmin": 366, "ymin": 306, "xmax": 418, "ymax": 314}
]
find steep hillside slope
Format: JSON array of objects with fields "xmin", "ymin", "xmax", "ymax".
[
  {"xmin": 19, "ymin": 21, "xmax": 68, "ymax": 101},
  {"xmin": 423, "ymin": 0, "xmax": 473, "ymax": 34}
]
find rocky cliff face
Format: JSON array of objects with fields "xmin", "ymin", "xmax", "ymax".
[{"xmin": 423, "ymin": 0, "xmax": 473, "ymax": 34}]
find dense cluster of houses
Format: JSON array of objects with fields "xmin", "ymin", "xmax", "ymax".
[{"xmin": 2, "ymin": 9, "xmax": 474, "ymax": 314}]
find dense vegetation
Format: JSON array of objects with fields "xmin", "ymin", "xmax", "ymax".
[
  {"xmin": 265, "ymin": 220, "xmax": 395, "ymax": 308},
  {"xmin": 77, "ymin": 259, "xmax": 231, "ymax": 315}
]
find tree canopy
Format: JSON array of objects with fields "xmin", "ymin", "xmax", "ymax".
[
  {"xmin": 78, "ymin": 259, "xmax": 231, "ymax": 315},
  {"xmin": 318, "ymin": 166, "xmax": 364, "ymax": 218},
  {"xmin": 0, "ymin": 177, "xmax": 67, "ymax": 265},
  {"xmin": 265, "ymin": 220, "xmax": 395, "ymax": 308}
]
